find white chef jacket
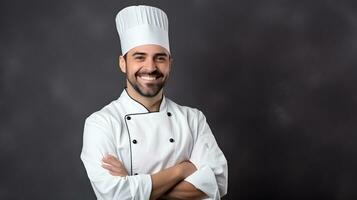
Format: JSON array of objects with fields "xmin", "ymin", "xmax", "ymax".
[{"xmin": 80, "ymin": 89, "xmax": 228, "ymax": 200}]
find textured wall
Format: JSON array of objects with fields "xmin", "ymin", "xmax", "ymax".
[{"xmin": 1, "ymin": 0, "xmax": 357, "ymax": 199}]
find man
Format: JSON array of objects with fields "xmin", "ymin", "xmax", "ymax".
[{"xmin": 80, "ymin": 5, "xmax": 228, "ymax": 200}]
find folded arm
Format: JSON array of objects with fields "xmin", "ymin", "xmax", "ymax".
[
  {"xmin": 100, "ymin": 110, "xmax": 228, "ymax": 200},
  {"xmin": 81, "ymin": 116, "xmax": 153, "ymax": 199},
  {"xmin": 180, "ymin": 110, "xmax": 228, "ymax": 199},
  {"xmin": 160, "ymin": 181, "xmax": 206, "ymax": 200},
  {"xmin": 102, "ymin": 154, "xmax": 204, "ymax": 200}
]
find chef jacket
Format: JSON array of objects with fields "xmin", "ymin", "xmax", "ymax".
[{"xmin": 80, "ymin": 89, "xmax": 228, "ymax": 200}]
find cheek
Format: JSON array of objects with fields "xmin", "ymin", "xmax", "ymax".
[
  {"xmin": 165, "ymin": 68, "xmax": 171, "ymax": 76},
  {"xmin": 125, "ymin": 66, "xmax": 139, "ymax": 76},
  {"xmin": 159, "ymin": 65, "xmax": 171, "ymax": 75}
]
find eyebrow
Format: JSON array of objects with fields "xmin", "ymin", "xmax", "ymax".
[
  {"xmin": 132, "ymin": 52, "xmax": 147, "ymax": 57},
  {"xmin": 155, "ymin": 53, "xmax": 169, "ymax": 57},
  {"xmin": 131, "ymin": 52, "xmax": 169, "ymax": 57}
]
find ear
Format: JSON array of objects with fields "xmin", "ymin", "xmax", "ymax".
[
  {"xmin": 119, "ymin": 55, "xmax": 126, "ymax": 73},
  {"xmin": 169, "ymin": 56, "xmax": 173, "ymax": 70}
]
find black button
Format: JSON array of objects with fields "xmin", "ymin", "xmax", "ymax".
[
  {"xmin": 169, "ymin": 138, "xmax": 175, "ymax": 143},
  {"xmin": 132, "ymin": 139, "xmax": 137, "ymax": 144},
  {"xmin": 167, "ymin": 112, "xmax": 172, "ymax": 117},
  {"xmin": 126, "ymin": 116, "xmax": 131, "ymax": 120},
  {"xmin": 134, "ymin": 173, "xmax": 138, "ymax": 175}
]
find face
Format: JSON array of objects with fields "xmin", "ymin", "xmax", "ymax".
[{"xmin": 119, "ymin": 44, "xmax": 171, "ymax": 97}]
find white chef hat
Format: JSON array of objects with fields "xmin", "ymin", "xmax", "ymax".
[{"xmin": 115, "ymin": 5, "xmax": 170, "ymax": 55}]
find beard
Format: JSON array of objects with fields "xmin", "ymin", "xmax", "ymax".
[{"xmin": 127, "ymin": 69, "xmax": 167, "ymax": 97}]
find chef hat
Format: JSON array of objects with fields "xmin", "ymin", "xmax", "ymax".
[{"xmin": 115, "ymin": 5, "xmax": 170, "ymax": 55}]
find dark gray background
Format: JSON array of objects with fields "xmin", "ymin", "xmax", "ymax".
[{"xmin": 1, "ymin": 0, "xmax": 357, "ymax": 199}]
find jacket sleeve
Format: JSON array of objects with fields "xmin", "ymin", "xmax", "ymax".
[
  {"xmin": 184, "ymin": 110, "xmax": 228, "ymax": 199},
  {"xmin": 80, "ymin": 114, "xmax": 152, "ymax": 200}
]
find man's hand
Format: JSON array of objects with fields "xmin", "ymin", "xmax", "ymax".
[
  {"xmin": 101, "ymin": 157, "xmax": 204, "ymax": 200},
  {"xmin": 177, "ymin": 161, "xmax": 197, "ymax": 178},
  {"xmin": 159, "ymin": 161, "xmax": 206, "ymax": 200},
  {"xmin": 149, "ymin": 161, "xmax": 198, "ymax": 200},
  {"xmin": 101, "ymin": 154, "xmax": 128, "ymax": 177}
]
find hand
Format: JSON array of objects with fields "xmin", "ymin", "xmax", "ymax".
[
  {"xmin": 101, "ymin": 154, "xmax": 128, "ymax": 177},
  {"xmin": 178, "ymin": 161, "xmax": 197, "ymax": 179}
]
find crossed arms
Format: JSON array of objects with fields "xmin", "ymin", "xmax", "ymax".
[
  {"xmin": 81, "ymin": 111, "xmax": 228, "ymax": 200},
  {"xmin": 102, "ymin": 154, "xmax": 206, "ymax": 200}
]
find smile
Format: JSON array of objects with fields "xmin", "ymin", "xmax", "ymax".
[{"xmin": 137, "ymin": 74, "xmax": 162, "ymax": 81}]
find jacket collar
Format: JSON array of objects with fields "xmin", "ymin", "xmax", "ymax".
[{"xmin": 118, "ymin": 88, "xmax": 167, "ymax": 115}]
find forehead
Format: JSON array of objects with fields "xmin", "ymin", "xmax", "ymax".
[{"xmin": 126, "ymin": 44, "xmax": 170, "ymax": 56}]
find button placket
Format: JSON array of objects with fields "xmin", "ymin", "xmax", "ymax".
[{"xmin": 167, "ymin": 111, "xmax": 176, "ymax": 144}]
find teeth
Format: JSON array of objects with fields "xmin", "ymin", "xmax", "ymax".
[{"xmin": 140, "ymin": 75, "xmax": 157, "ymax": 81}]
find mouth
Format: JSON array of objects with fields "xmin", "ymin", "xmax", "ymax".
[
  {"xmin": 136, "ymin": 71, "xmax": 163, "ymax": 82},
  {"xmin": 138, "ymin": 74, "xmax": 161, "ymax": 81}
]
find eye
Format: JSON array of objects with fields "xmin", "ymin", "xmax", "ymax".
[
  {"xmin": 156, "ymin": 56, "xmax": 167, "ymax": 62},
  {"xmin": 134, "ymin": 56, "xmax": 145, "ymax": 61}
]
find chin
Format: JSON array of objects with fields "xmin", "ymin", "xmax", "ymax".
[
  {"xmin": 136, "ymin": 87, "xmax": 161, "ymax": 97},
  {"xmin": 141, "ymin": 90, "xmax": 161, "ymax": 97}
]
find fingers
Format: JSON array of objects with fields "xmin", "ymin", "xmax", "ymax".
[
  {"xmin": 101, "ymin": 154, "xmax": 129, "ymax": 177},
  {"xmin": 179, "ymin": 161, "xmax": 197, "ymax": 178},
  {"xmin": 102, "ymin": 154, "xmax": 123, "ymax": 168},
  {"xmin": 102, "ymin": 163, "xmax": 125, "ymax": 176},
  {"xmin": 101, "ymin": 163, "xmax": 121, "ymax": 173},
  {"xmin": 102, "ymin": 154, "xmax": 121, "ymax": 166},
  {"xmin": 109, "ymin": 170, "xmax": 122, "ymax": 176},
  {"xmin": 180, "ymin": 160, "xmax": 197, "ymax": 170}
]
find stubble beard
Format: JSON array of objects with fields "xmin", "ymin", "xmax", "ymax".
[{"xmin": 127, "ymin": 75, "xmax": 166, "ymax": 97}]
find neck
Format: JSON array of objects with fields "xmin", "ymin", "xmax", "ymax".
[{"xmin": 125, "ymin": 85, "xmax": 163, "ymax": 112}]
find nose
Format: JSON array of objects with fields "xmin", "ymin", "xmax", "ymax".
[{"xmin": 143, "ymin": 58, "xmax": 157, "ymax": 71}]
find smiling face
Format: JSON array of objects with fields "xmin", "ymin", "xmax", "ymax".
[{"xmin": 119, "ymin": 44, "xmax": 172, "ymax": 98}]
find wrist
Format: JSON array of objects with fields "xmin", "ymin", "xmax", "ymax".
[
  {"xmin": 175, "ymin": 162, "xmax": 186, "ymax": 180},
  {"xmin": 177, "ymin": 161, "xmax": 196, "ymax": 179}
]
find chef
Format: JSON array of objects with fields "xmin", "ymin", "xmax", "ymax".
[{"xmin": 80, "ymin": 5, "xmax": 228, "ymax": 200}]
